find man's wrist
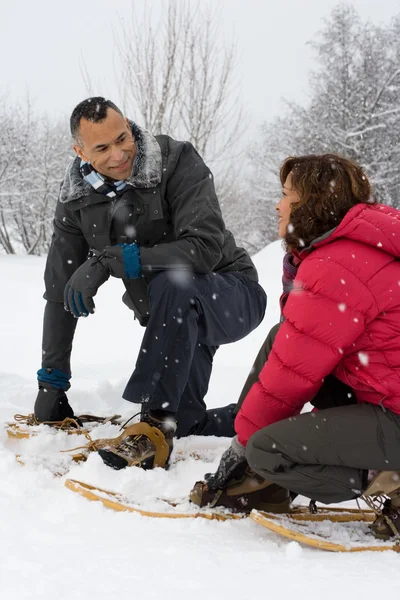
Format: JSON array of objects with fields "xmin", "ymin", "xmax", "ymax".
[{"xmin": 37, "ymin": 367, "xmax": 71, "ymax": 390}]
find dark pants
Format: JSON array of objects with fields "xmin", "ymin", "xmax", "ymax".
[
  {"xmin": 241, "ymin": 324, "xmax": 400, "ymax": 504},
  {"xmin": 123, "ymin": 271, "xmax": 266, "ymax": 438}
]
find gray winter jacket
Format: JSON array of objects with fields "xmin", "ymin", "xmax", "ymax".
[{"xmin": 41, "ymin": 124, "xmax": 258, "ymax": 373}]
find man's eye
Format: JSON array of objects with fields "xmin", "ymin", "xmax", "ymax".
[{"xmin": 118, "ymin": 136, "xmax": 126, "ymax": 144}]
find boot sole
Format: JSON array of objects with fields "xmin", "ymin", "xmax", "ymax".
[
  {"xmin": 98, "ymin": 448, "xmax": 172, "ymax": 471},
  {"xmin": 98, "ymin": 449, "xmax": 158, "ymax": 471}
]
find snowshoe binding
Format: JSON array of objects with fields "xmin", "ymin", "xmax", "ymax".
[
  {"xmin": 98, "ymin": 411, "xmax": 176, "ymax": 470},
  {"xmin": 189, "ymin": 467, "xmax": 291, "ymax": 514}
]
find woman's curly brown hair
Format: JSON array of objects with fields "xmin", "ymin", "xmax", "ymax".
[{"xmin": 280, "ymin": 153, "xmax": 374, "ymax": 251}]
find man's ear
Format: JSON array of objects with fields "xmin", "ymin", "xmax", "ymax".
[{"xmin": 73, "ymin": 144, "xmax": 87, "ymax": 162}]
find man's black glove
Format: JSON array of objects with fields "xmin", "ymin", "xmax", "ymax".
[
  {"xmin": 95, "ymin": 244, "xmax": 142, "ymax": 279},
  {"xmin": 64, "ymin": 244, "xmax": 141, "ymax": 318},
  {"xmin": 64, "ymin": 255, "xmax": 110, "ymax": 317},
  {"xmin": 205, "ymin": 436, "xmax": 247, "ymax": 490},
  {"xmin": 34, "ymin": 383, "xmax": 75, "ymax": 423}
]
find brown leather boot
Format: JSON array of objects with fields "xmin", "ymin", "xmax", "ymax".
[
  {"xmin": 369, "ymin": 501, "xmax": 400, "ymax": 540},
  {"xmin": 363, "ymin": 471, "xmax": 400, "ymax": 540},
  {"xmin": 190, "ymin": 467, "xmax": 291, "ymax": 514}
]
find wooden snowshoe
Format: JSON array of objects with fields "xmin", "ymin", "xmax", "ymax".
[
  {"xmin": 7, "ymin": 415, "xmax": 215, "ymax": 476},
  {"xmin": 250, "ymin": 508, "xmax": 400, "ymax": 552},
  {"xmin": 65, "ymin": 478, "xmax": 245, "ymax": 520},
  {"xmin": 6, "ymin": 413, "xmax": 122, "ymax": 439},
  {"xmin": 7, "ymin": 413, "xmax": 124, "ymax": 471}
]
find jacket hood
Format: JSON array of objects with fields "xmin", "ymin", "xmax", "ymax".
[
  {"xmin": 59, "ymin": 121, "xmax": 162, "ymax": 203},
  {"xmin": 310, "ymin": 203, "xmax": 400, "ymax": 259}
]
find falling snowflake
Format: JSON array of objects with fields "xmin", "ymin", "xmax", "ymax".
[
  {"xmin": 338, "ymin": 303, "xmax": 346, "ymax": 312},
  {"xmin": 125, "ymin": 225, "xmax": 136, "ymax": 238},
  {"xmin": 358, "ymin": 352, "xmax": 369, "ymax": 366}
]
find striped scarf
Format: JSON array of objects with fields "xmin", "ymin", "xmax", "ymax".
[
  {"xmin": 279, "ymin": 252, "xmax": 301, "ymax": 319},
  {"xmin": 80, "ymin": 160, "xmax": 128, "ymax": 198}
]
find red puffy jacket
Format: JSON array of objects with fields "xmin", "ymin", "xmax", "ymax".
[{"xmin": 235, "ymin": 203, "xmax": 400, "ymax": 446}]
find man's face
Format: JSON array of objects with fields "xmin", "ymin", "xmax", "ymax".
[{"xmin": 73, "ymin": 108, "xmax": 136, "ymax": 180}]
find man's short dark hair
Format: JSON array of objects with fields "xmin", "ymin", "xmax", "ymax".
[{"xmin": 70, "ymin": 97, "xmax": 123, "ymax": 141}]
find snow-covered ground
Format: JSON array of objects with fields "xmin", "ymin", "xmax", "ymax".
[{"xmin": 1, "ymin": 241, "xmax": 399, "ymax": 600}]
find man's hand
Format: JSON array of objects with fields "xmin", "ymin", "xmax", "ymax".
[
  {"xmin": 64, "ymin": 256, "xmax": 110, "ymax": 317},
  {"xmin": 96, "ymin": 244, "xmax": 142, "ymax": 279},
  {"xmin": 205, "ymin": 436, "xmax": 247, "ymax": 490}
]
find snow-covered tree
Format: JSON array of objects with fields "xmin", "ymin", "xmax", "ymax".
[
  {"xmin": 113, "ymin": 0, "xmax": 246, "ymax": 241},
  {"xmin": 0, "ymin": 99, "xmax": 70, "ymax": 254},
  {"xmin": 247, "ymin": 5, "xmax": 400, "ymax": 251}
]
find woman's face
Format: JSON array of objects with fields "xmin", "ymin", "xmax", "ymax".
[{"xmin": 276, "ymin": 172, "xmax": 301, "ymax": 238}]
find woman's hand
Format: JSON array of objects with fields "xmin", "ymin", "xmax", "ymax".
[{"xmin": 205, "ymin": 436, "xmax": 247, "ymax": 490}]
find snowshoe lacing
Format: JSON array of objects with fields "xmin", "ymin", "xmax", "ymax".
[
  {"xmin": 358, "ymin": 494, "xmax": 400, "ymax": 539},
  {"xmin": 358, "ymin": 493, "xmax": 386, "ymax": 514},
  {"xmin": 64, "ymin": 421, "xmax": 171, "ymax": 468},
  {"xmin": 11, "ymin": 414, "xmax": 123, "ymax": 460},
  {"xmin": 59, "ymin": 411, "xmax": 144, "ymax": 458},
  {"xmin": 13, "ymin": 413, "xmax": 82, "ymax": 430},
  {"xmin": 13, "ymin": 413, "xmax": 121, "ymax": 429}
]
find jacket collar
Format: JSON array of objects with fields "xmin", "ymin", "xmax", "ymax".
[{"xmin": 59, "ymin": 121, "xmax": 162, "ymax": 203}]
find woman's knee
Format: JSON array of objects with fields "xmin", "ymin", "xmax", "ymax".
[{"xmin": 245, "ymin": 428, "xmax": 275, "ymax": 474}]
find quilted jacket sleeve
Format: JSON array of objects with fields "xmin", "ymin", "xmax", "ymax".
[{"xmin": 235, "ymin": 255, "xmax": 377, "ymax": 446}]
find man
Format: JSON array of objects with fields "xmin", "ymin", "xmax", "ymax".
[{"xmin": 35, "ymin": 97, "xmax": 266, "ymax": 470}]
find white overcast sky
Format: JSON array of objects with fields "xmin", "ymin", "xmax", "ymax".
[{"xmin": 1, "ymin": 0, "xmax": 399, "ymax": 128}]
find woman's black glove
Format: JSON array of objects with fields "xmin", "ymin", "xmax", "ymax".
[{"xmin": 205, "ymin": 436, "xmax": 247, "ymax": 490}]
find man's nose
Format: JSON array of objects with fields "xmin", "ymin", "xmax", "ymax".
[{"xmin": 109, "ymin": 146, "xmax": 125, "ymax": 163}]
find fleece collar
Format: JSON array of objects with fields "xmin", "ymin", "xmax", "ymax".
[{"xmin": 59, "ymin": 121, "xmax": 162, "ymax": 203}]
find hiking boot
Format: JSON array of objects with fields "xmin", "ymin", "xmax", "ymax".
[
  {"xmin": 370, "ymin": 500, "xmax": 400, "ymax": 540},
  {"xmin": 98, "ymin": 411, "xmax": 176, "ymax": 471},
  {"xmin": 362, "ymin": 471, "xmax": 400, "ymax": 540},
  {"xmin": 189, "ymin": 467, "xmax": 291, "ymax": 514},
  {"xmin": 34, "ymin": 385, "xmax": 75, "ymax": 423}
]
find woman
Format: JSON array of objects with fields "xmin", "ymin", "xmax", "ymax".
[{"xmin": 190, "ymin": 153, "xmax": 400, "ymax": 540}]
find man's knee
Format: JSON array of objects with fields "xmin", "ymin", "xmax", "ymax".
[{"xmin": 148, "ymin": 270, "xmax": 197, "ymax": 302}]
